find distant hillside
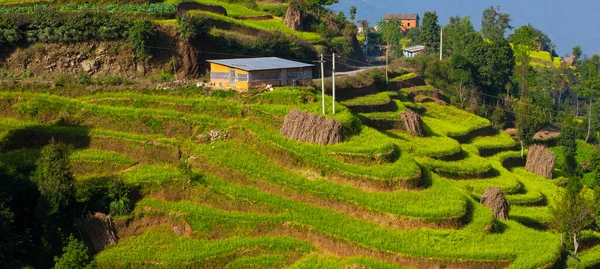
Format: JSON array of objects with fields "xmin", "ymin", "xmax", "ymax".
[{"xmin": 0, "ymin": 0, "xmax": 365, "ymax": 80}]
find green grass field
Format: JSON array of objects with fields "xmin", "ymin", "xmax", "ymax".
[
  {"xmin": 0, "ymin": 82, "xmax": 590, "ymax": 268},
  {"xmin": 0, "ymin": 11, "xmax": 595, "ymax": 263}
]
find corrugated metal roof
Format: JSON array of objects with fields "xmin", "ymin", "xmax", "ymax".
[
  {"xmin": 384, "ymin": 14, "xmax": 419, "ymax": 20},
  {"xmin": 403, "ymin": 45, "xmax": 426, "ymax": 52},
  {"xmin": 207, "ymin": 57, "xmax": 314, "ymax": 71}
]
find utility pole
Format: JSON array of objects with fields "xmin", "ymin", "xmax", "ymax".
[
  {"xmin": 332, "ymin": 53, "xmax": 336, "ymax": 114},
  {"xmin": 439, "ymin": 27, "xmax": 443, "ymax": 61},
  {"xmin": 320, "ymin": 54, "xmax": 325, "ymax": 114}
]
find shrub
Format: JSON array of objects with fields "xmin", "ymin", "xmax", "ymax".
[
  {"xmin": 76, "ymin": 73, "xmax": 92, "ymax": 86},
  {"xmin": 177, "ymin": 15, "xmax": 209, "ymax": 41},
  {"xmin": 330, "ymin": 37, "xmax": 352, "ymax": 56},
  {"xmin": 128, "ymin": 19, "xmax": 155, "ymax": 60},
  {"xmin": 53, "ymin": 235, "xmax": 92, "ymax": 269},
  {"xmin": 54, "ymin": 74, "xmax": 74, "ymax": 87},
  {"xmin": 253, "ymin": 32, "xmax": 317, "ymax": 61},
  {"xmin": 153, "ymin": 71, "xmax": 175, "ymax": 82},
  {"xmin": 244, "ymin": 0, "xmax": 259, "ymax": 10},
  {"xmin": 101, "ymin": 76, "xmax": 129, "ymax": 86},
  {"xmin": 32, "ymin": 141, "xmax": 74, "ymax": 217},
  {"xmin": 27, "ymin": 9, "xmax": 130, "ymax": 43},
  {"xmin": 107, "ymin": 180, "xmax": 131, "ymax": 216}
]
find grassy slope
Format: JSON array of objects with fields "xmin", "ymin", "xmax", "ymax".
[
  {"xmin": 0, "ymin": 1, "xmax": 592, "ymax": 266},
  {"xmin": 0, "ymin": 85, "xmax": 578, "ymax": 268}
]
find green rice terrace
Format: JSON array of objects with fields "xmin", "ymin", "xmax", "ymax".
[
  {"xmin": 1, "ymin": 72, "xmax": 599, "ymax": 268},
  {"xmin": 0, "ymin": 1, "xmax": 599, "ymax": 268}
]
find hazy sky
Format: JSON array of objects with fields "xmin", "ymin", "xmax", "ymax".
[{"xmin": 329, "ymin": 0, "xmax": 600, "ymax": 57}]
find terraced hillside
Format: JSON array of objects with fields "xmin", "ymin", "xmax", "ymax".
[{"xmin": 2, "ymin": 72, "xmax": 599, "ymax": 268}]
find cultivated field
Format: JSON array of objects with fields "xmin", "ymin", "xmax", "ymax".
[{"xmin": 1, "ymin": 77, "xmax": 597, "ymax": 268}]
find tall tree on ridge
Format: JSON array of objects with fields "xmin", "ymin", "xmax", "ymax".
[
  {"xmin": 349, "ymin": 5, "xmax": 357, "ymax": 22},
  {"xmin": 481, "ymin": 6, "xmax": 512, "ymax": 40},
  {"xmin": 420, "ymin": 11, "xmax": 440, "ymax": 54},
  {"xmin": 443, "ymin": 15, "xmax": 475, "ymax": 57}
]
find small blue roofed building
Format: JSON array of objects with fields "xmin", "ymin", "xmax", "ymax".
[
  {"xmin": 207, "ymin": 57, "xmax": 314, "ymax": 91},
  {"xmin": 403, "ymin": 45, "xmax": 426, "ymax": 58}
]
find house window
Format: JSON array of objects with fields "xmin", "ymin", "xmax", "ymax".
[{"xmin": 408, "ymin": 22, "xmax": 411, "ymax": 27}]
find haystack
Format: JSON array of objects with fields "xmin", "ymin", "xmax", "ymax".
[
  {"xmin": 79, "ymin": 212, "xmax": 118, "ymax": 253},
  {"xmin": 480, "ymin": 187, "xmax": 509, "ymax": 220},
  {"xmin": 525, "ymin": 144, "xmax": 555, "ymax": 179},
  {"xmin": 400, "ymin": 109, "xmax": 424, "ymax": 136},
  {"xmin": 280, "ymin": 109, "xmax": 342, "ymax": 145}
]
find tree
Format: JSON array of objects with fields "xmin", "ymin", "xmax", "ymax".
[
  {"xmin": 448, "ymin": 54, "xmax": 475, "ymax": 107},
  {"xmin": 510, "ymin": 25, "xmax": 536, "ymax": 50},
  {"xmin": 514, "ymin": 98, "xmax": 546, "ymax": 156},
  {"xmin": 465, "ymin": 37, "xmax": 515, "ymax": 98},
  {"xmin": 420, "ymin": 11, "xmax": 440, "ymax": 55},
  {"xmin": 306, "ymin": 0, "xmax": 338, "ymax": 7},
  {"xmin": 443, "ymin": 15, "xmax": 475, "ymax": 57},
  {"xmin": 32, "ymin": 141, "xmax": 75, "ymax": 218},
  {"xmin": 550, "ymin": 181, "xmax": 595, "ymax": 255},
  {"xmin": 349, "ymin": 6, "xmax": 357, "ymax": 22},
  {"xmin": 53, "ymin": 235, "xmax": 92, "ymax": 269},
  {"xmin": 377, "ymin": 18, "xmax": 403, "ymax": 53},
  {"xmin": 0, "ymin": 200, "xmax": 24, "ymax": 267},
  {"xmin": 559, "ymin": 115, "xmax": 580, "ymax": 176},
  {"xmin": 405, "ymin": 27, "xmax": 421, "ymax": 46},
  {"xmin": 509, "ymin": 24, "xmax": 555, "ymax": 54},
  {"xmin": 512, "ymin": 26, "xmax": 533, "ymax": 99},
  {"xmin": 576, "ymin": 58, "xmax": 600, "ymax": 142},
  {"xmin": 481, "ymin": 6, "xmax": 512, "ymax": 40},
  {"xmin": 573, "ymin": 45, "xmax": 583, "ymax": 62}
]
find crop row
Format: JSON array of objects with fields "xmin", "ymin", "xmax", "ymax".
[
  {"xmin": 70, "ymin": 149, "xmax": 137, "ymax": 178},
  {"xmin": 0, "ymin": 117, "xmax": 181, "ymax": 165},
  {"xmin": 416, "ymin": 150, "xmax": 493, "ymax": 179},
  {"xmin": 0, "ymin": 92, "xmax": 226, "ymax": 138},
  {"xmin": 244, "ymin": 120, "xmax": 423, "ymax": 189},
  {"xmin": 421, "ymin": 103, "xmax": 491, "ymax": 138},
  {"xmin": 104, "ymin": 171, "xmax": 561, "ymax": 268},
  {"xmin": 0, "ymin": 3, "xmax": 177, "ymax": 18},
  {"xmin": 189, "ymin": 137, "xmax": 465, "ymax": 220}
]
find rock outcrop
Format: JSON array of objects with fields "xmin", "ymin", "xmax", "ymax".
[
  {"xmin": 284, "ymin": 2, "xmax": 303, "ymax": 31},
  {"xmin": 79, "ymin": 213, "xmax": 118, "ymax": 253}
]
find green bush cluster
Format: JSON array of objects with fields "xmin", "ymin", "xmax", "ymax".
[
  {"xmin": 0, "ymin": 10, "xmax": 156, "ymax": 59},
  {"xmin": 177, "ymin": 14, "xmax": 209, "ymax": 41},
  {"xmin": 0, "ymin": 4, "xmax": 177, "ymax": 19},
  {"xmin": 128, "ymin": 19, "xmax": 155, "ymax": 60}
]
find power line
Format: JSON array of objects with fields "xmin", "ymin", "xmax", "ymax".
[{"xmin": 143, "ymin": 45, "xmax": 317, "ymax": 64}]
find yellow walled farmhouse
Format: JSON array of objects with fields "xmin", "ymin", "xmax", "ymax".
[{"xmin": 207, "ymin": 57, "xmax": 314, "ymax": 91}]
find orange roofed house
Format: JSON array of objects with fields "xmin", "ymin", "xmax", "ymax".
[{"xmin": 384, "ymin": 14, "xmax": 420, "ymax": 32}]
